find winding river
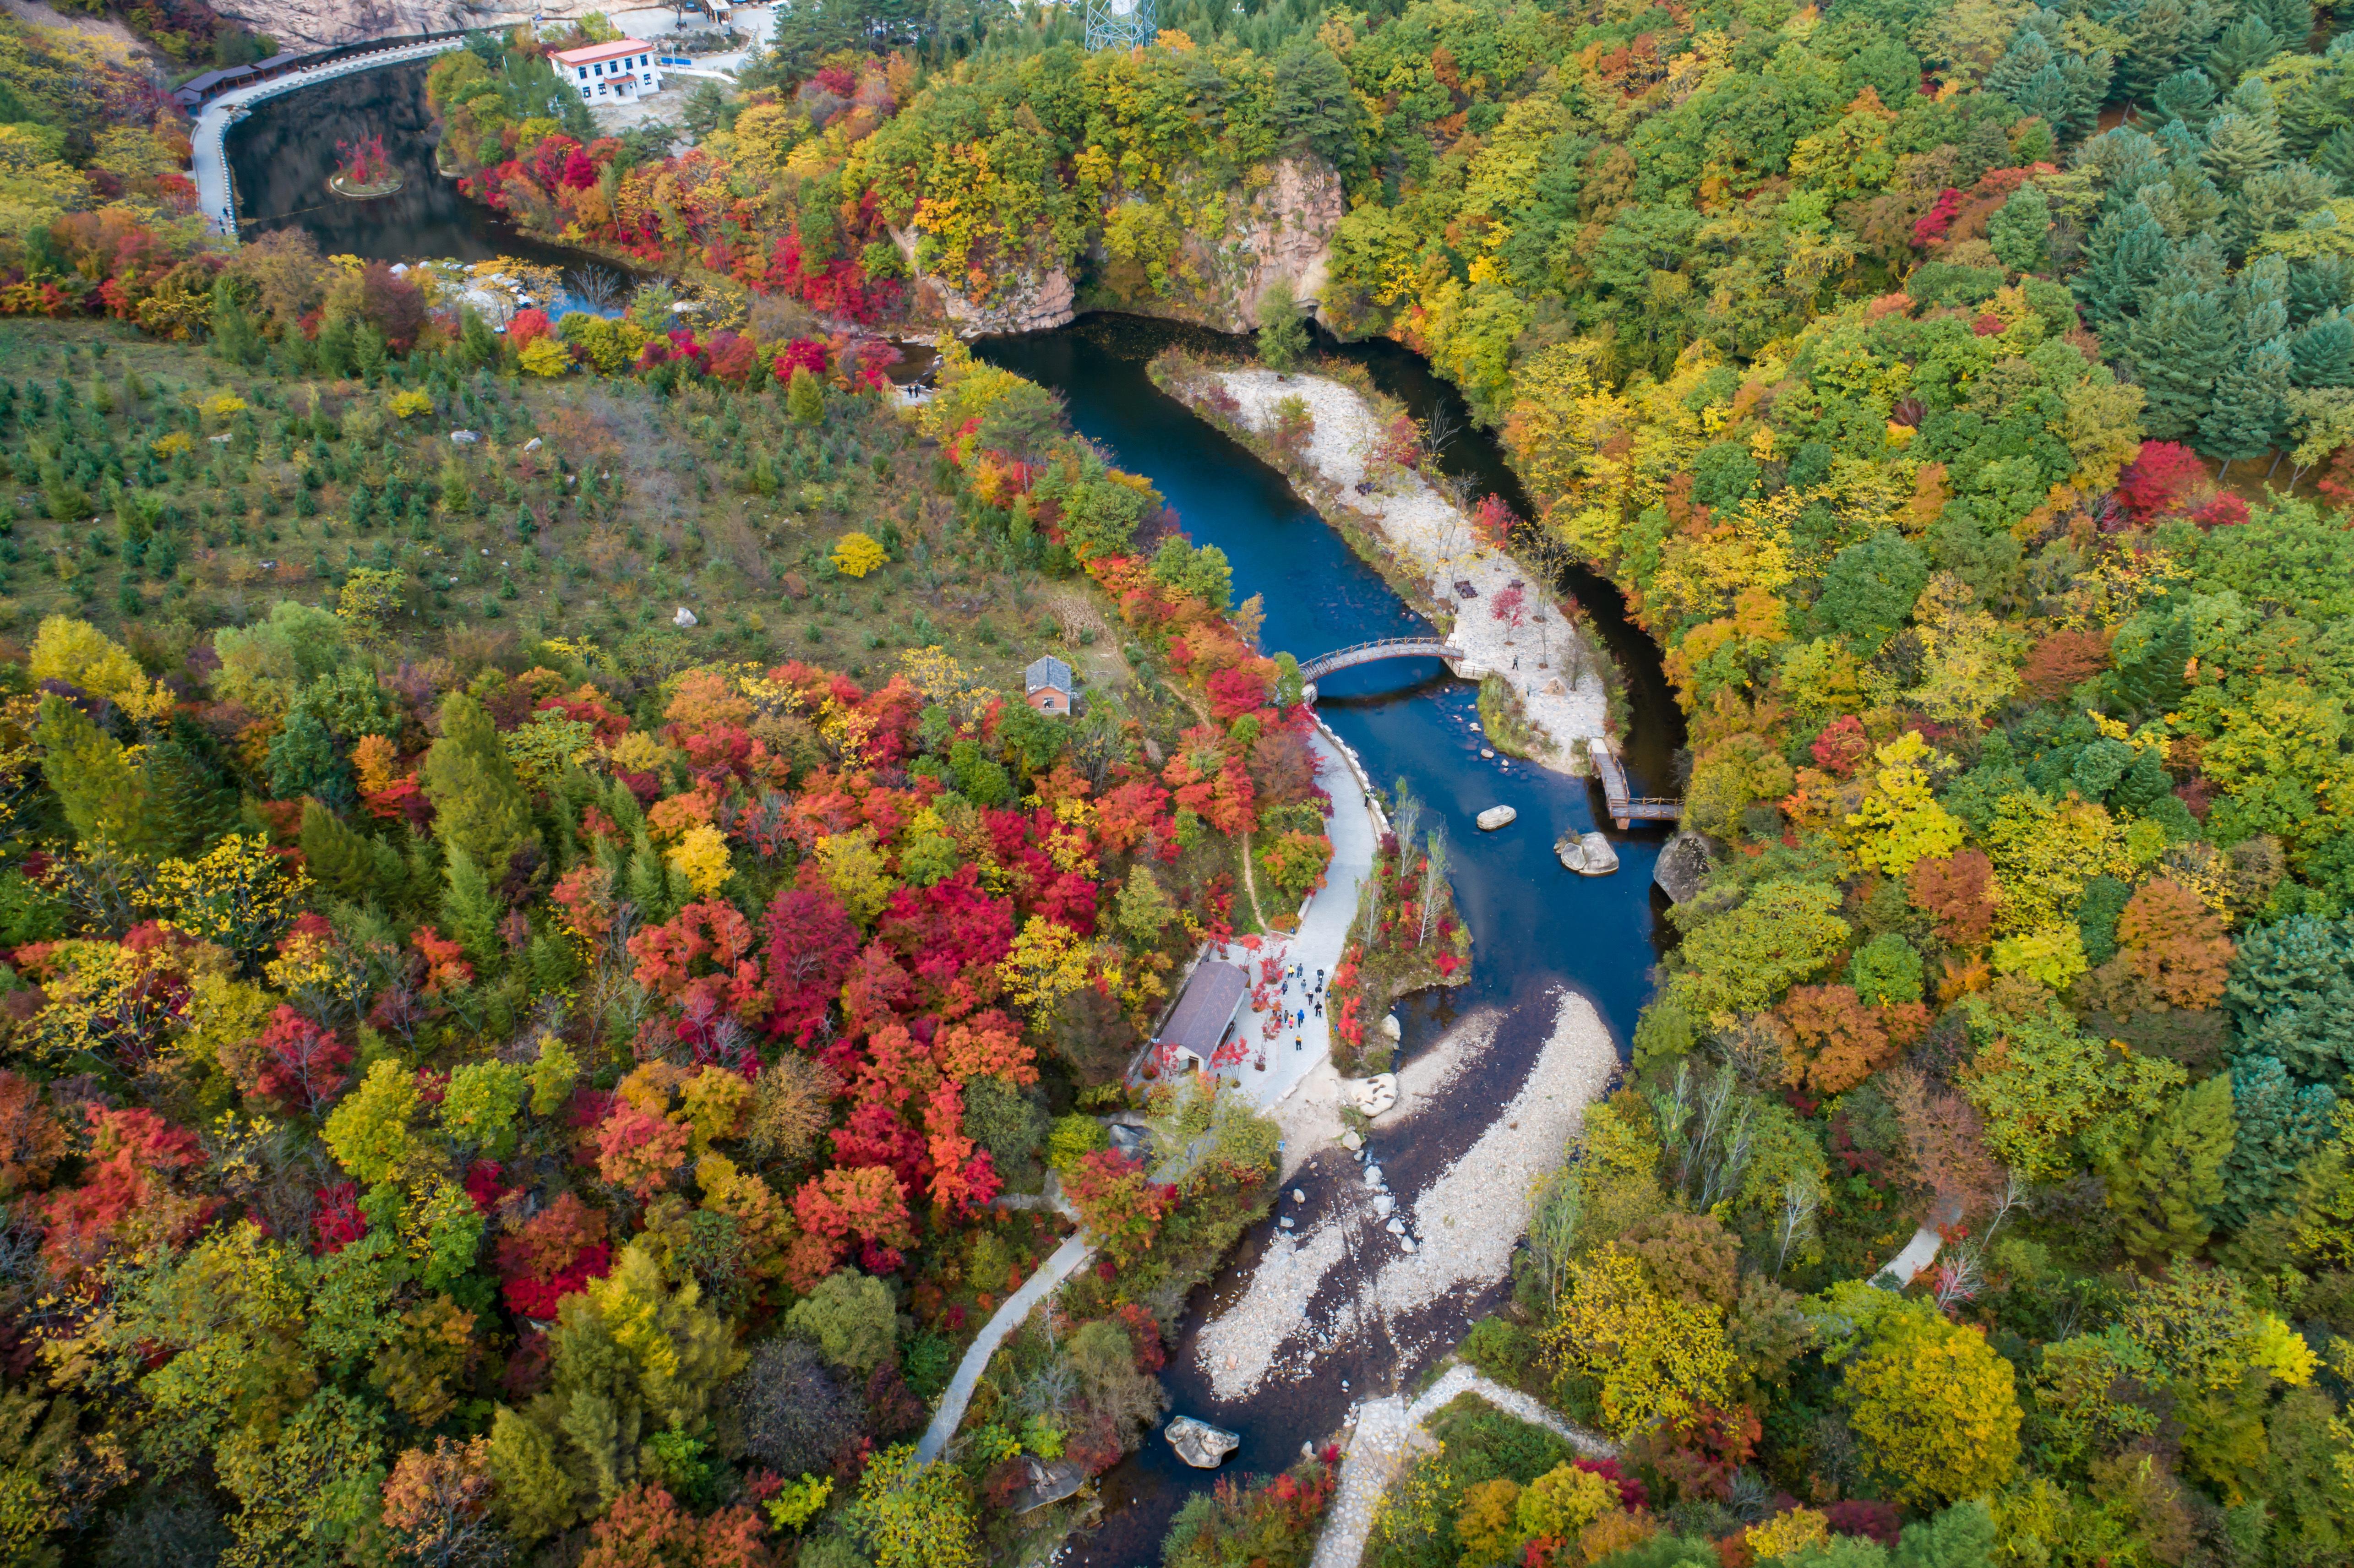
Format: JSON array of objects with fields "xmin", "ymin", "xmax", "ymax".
[
  {"xmin": 230, "ymin": 79, "xmax": 1687, "ymax": 1567},
  {"xmin": 978, "ymin": 321, "xmax": 1679, "ymax": 1566}
]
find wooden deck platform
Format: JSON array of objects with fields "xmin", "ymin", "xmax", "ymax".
[{"xmin": 1589, "ymin": 738, "xmax": 1681, "ymax": 829}]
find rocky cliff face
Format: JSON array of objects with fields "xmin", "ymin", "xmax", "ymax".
[
  {"xmin": 889, "ymin": 227, "xmax": 1079, "ymax": 337},
  {"xmin": 894, "ymin": 152, "xmax": 1344, "ymax": 340},
  {"xmin": 1159, "ymin": 153, "xmax": 1344, "ymax": 334},
  {"xmin": 210, "ymin": 0, "xmax": 605, "ymax": 53}
]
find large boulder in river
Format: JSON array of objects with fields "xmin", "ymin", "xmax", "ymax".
[
  {"xmin": 1558, "ymin": 831, "xmax": 1618, "ymax": 875},
  {"xmin": 1476, "ymin": 805, "xmax": 1517, "ymax": 830},
  {"xmin": 1654, "ymin": 831, "xmax": 1721, "ymax": 904},
  {"xmin": 1166, "ymin": 1416, "xmax": 1241, "ymax": 1468}
]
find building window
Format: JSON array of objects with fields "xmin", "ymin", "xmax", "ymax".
[
  {"xmin": 576, "ymin": 65, "xmax": 587, "ymax": 78},
  {"xmin": 580, "ymin": 85, "xmax": 591, "ymax": 98}
]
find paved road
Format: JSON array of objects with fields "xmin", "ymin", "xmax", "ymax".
[{"xmin": 188, "ymin": 5, "xmax": 781, "ymax": 241}]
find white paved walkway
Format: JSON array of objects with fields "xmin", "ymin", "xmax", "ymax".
[
  {"xmin": 912, "ymin": 1229, "xmax": 1095, "ymax": 1462},
  {"xmin": 191, "ymin": 37, "xmax": 466, "ymax": 237},
  {"xmin": 1311, "ymin": 1366, "xmax": 1614, "ymax": 1568},
  {"xmin": 1210, "ymin": 723, "xmax": 1382, "ymax": 1110},
  {"xmin": 910, "ymin": 719, "xmax": 1385, "ymax": 1465}
]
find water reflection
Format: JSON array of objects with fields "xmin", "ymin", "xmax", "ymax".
[{"xmin": 226, "ymin": 60, "xmax": 605, "ymax": 270}]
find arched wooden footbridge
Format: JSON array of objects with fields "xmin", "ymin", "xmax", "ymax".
[{"xmin": 1296, "ymin": 637, "xmax": 1464, "ymax": 683}]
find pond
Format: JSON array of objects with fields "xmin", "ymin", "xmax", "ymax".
[
  {"xmin": 980, "ymin": 316, "xmax": 1683, "ymax": 1568},
  {"xmin": 226, "ymin": 59, "xmax": 607, "ymax": 272}
]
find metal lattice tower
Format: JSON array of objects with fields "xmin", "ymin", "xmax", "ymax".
[{"xmin": 1085, "ymin": 0, "xmax": 1156, "ymax": 50}]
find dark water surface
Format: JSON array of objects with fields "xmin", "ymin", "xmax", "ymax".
[
  {"xmin": 980, "ymin": 317, "xmax": 1684, "ymax": 1567},
  {"xmin": 226, "ymin": 60, "xmax": 598, "ymax": 269}
]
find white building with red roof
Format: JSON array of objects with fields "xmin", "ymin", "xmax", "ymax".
[{"xmin": 551, "ymin": 38, "xmax": 664, "ymax": 102}]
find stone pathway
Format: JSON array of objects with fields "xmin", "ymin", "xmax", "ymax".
[
  {"xmin": 912, "ymin": 1230, "xmax": 1095, "ymax": 1463},
  {"xmin": 1311, "ymin": 1366, "xmax": 1614, "ymax": 1568}
]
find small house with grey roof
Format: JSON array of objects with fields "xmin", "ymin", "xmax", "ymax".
[{"xmin": 1024, "ymin": 655, "xmax": 1074, "ymax": 717}]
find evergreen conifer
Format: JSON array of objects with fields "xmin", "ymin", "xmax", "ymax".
[
  {"xmin": 420, "ymin": 692, "xmax": 536, "ymax": 875},
  {"xmin": 2099, "ymin": 1074, "xmax": 2237, "ymax": 1262}
]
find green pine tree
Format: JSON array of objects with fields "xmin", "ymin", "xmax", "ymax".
[
  {"xmin": 2125, "ymin": 273, "xmax": 2240, "ymax": 438},
  {"xmin": 2290, "ymin": 254, "xmax": 2351, "ymax": 322},
  {"xmin": 2289, "ymin": 310, "xmax": 2354, "ymax": 385},
  {"xmin": 2074, "ymin": 203, "xmax": 2171, "ymax": 326},
  {"xmin": 420, "ymin": 692, "xmax": 536, "ymax": 875},
  {"xmin": 458, "ymin": 307, "xmax": 500, "ymax": 370},
  {"xmin": 146, "ymin": 734, "xmax": 236, "ymax": 857},
  {"xmin": 300, "ymin": 798, "xmax": 406, "ymax": 906},
  {"xmin": 2201, "ymin": 334, "xmax": 2294, "ymax": 465},
  {"xmin": 1988, "ymin": 184, "xmax": 2054, "ymax": 273},
  {"xmin": 1257, "ymin": 277, "xmax": 1310, "ymax": 372},
  {"xmin": 35, "ymin": 697, "xmax": 161, "ymax": 855},
  {"xmin": 786, "ymin": 366, "xmax": 825, "ymax": 425},
  {"xmin": 2216, "ymin": 1054, "xmax": 2336, "ymax": 1227},
  {"xmin": 2100, "ymin": 1074, "xmax": 2237, "ymax": 1263},
  {"xmin": 2154, "ymin": 66, "xmax": 2220, "ymax": 128},
  {"xmin": 2207, "ymin": 13, "xmax": 2283, "ymax": 84},
  {"xmin": 2113, "ymin": 611, "xmax": 2195, "ymax": 717},
  {"xmin": 210, "ymin": 278, "xmax": 265, "ymax": 368},
  {"xmin": 266, "ymin": 708, "xmax": 351, "ymax": 807},
  {"xmin": 2120, "ymin": 0, "xmax": 2196, "ymax": 107},
  {"xmin": 442, "ymin": 846, "xmax": 503, "ymax": 972},
  {"xmin": 2203, "ymin": 108, "xmax": 2284, "ymax": 185},
  {"xmin": 2315, "ymin": 124, "xmax": 2354, "ymax": 184}
]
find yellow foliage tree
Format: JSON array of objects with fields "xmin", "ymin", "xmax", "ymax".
[
  {"xmin": 1543, "ymin": 1244, "xmax": 1735, "ymax": 1435},
  {"xmin": 833, "ymin": 532, "xmax": 889, "ymax": 578},
  {"xmin": 1453, "ymin": 1477, "xmax": 1524, "ymax": 1567},
  {"xmin": 1746, "ymin": 1508, "xmax": 1831, "ymax": 1561},
  {"xmin": 1842, "ymin": 1307, "xmax": 2023, "ymax": 1506},
  {"xmin": 1515, "ymin": 1464, "xmax": 1618, "ymax": 1541},
  {"xmin": 1847, "ymin": 732, "xmax": 1964, "ymax": 876},
  {"xmin": 998, "ymin": 917, "xmax": 1095, "ymax": 1022},
  {"xmin": 666, "ymin": 823, "xmax": 733, "ymax": 898},
  {"xmin": 519, "ymin": 335, "xmax": 572, "ymax": 376},
  {"xmin": 815, "ymin": 827, "xmax": 894, "ymax": 925},
  {"xmin": 30, "ymin": 616, "xmax": 170, "ymax": 721}
]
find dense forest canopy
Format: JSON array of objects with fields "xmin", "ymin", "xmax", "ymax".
[{"xmin": 2, "ymin": 0, "xmax": 2354, "ymax": 1561}]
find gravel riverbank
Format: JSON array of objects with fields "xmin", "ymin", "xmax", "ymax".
[{"xmin": 1193, "ymin": 990, "xmax": 1615, "ymax": 1403}]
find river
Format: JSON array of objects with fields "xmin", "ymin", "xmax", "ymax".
[
  {"xmin": 979, "ymin": 318, "xmax": 1680, "ymax": 1567},
  {"xmin": 229, "ymin": 74, "xmax": 1684, "ymax": 1567}
]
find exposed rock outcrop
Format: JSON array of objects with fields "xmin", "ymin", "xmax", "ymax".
[
  {"xmin": 1653, "ymin": 831, "xmax": 1721, "ymax": 904},
  {"xmin": 210, "ymin": 0, "xmax": 580, "ymax": 52},
  {"xmin": 1476, "ymin": 805, "xmax": 1517, "ymax": 831},
  {"xmin": 1166, "ymin": 1415, "xmax": 1241, "ymax": 1468},
  {"xmin": 1557, "ymin": 831, "xmax": 1617, "ymax": 876},
  {"xmin": 1161, "ymin": 154, "xmax": 1344, "ymax": 333},
  {"xmin": 893, "ymin": 153, "xmax": 1342, "ymax": 339},
  {"xmin": 901, "ymin": 249, "xmax": 1078, "ymax": 337}
]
